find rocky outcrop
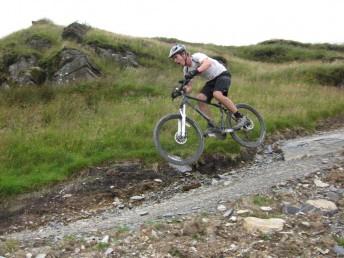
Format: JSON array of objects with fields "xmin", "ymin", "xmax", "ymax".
[
  {"xmin": 8, "ymin": 56, "xmax": 46, "ymax": 85},
  {"xmin": 62, "ymin": 22, "xmax": 90, "ymax": 43},
  {"xmin": 51, "ymin": 48, "xmax": 101, "ymax": 84},
  {"xmin": 89, "ymin": 41, "xmax": 139, "ymax": 67},
  {"xmin": 26, "ymin": 35, "xmax": 52, "ymax": 50}
]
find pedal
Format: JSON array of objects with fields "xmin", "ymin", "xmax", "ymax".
[
  {"xmin": 224, "ymin": 128, "xmax": 234, "ymax": 133},
  {"xmin": 204, "ymin": 132, "xmax": 217, "ymax": 138}
]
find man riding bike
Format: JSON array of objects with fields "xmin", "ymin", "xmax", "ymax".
[{"xmin": 168, "ymin": 43, "xmax": 248, "ymax": 130}]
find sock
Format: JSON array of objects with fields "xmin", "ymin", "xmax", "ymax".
[{"xmin": 234, "ymin": 111, "xmax": 243, "ymax": 119}]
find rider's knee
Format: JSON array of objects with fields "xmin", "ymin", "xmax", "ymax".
[
  {"xmin": 197, "ymin": 93, "xmax": 207, "ymax": 101},
  {"xmin": 213, "ymin": 91, "xmax": 224, "ymax": 99}
]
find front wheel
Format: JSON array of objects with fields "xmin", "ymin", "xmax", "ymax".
[
  {"xmin": 228, "ymin": 103, "xmax": 266, "ymax": 148},
  {"xmin": 153, "ymin": 114, "xmax": 204, "ymax": 165}
]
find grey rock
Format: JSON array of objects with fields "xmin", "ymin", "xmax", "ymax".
[
  {"xmin": 105, "ymin": 248, "xmax": 114, "ymax": 256},
  {"xmin": 282, "ymin": 204, "xmax": 300, "ymax": 215},
  {"xmin": 243, "ymin": 217, "xmax": 285, "ymax": 234},
  {"xmin": 130, "ymin": 195, "xmax": 145, "ymax": 201},
  {"xmin": 139, "ymin": 211, "xmax": 149, "ymax": 216},
  {"xmin": 169, "ymin": 163, "xmax": 193, "ymax": 173},
  {"xmin": 62, "ymin": 22, "xmax": 90, "ymax": 42},
  {"xmin": 26, "ymin": 35, "xmax": 52, "ymax": 49},
  {"xmin": 217, "ymin": 204, "xmax": 227, "ymax": 212},
  {"xmin": 89, "ymin": 42, "xmax": 139, "ymax": 67},
  {"xmin": 314, "ymin": 179, "xmax": 329, "ymax": 188},
  {"xmin": 299, "ymin": 203, "xmax": 320, "ymax": 214},
  {"xmin": 326, "ymin": 192, "xmax": 340, "ymax": 202},
  {"xmin": 100, "ymin": 235, "xmax": 110, "ymax": 244},
  {"xmin": 35, "ymin": 254, "xmax": 47, "ymax": 258},
  {"xmin": 306, "ymin": 199, "xmax": 338, "ymax": 212},
  {"xmin": 223, "ymin": 208, "xmax": 234, "ymax": 218},
  {"xmin": 8, "ymin": 56, "xmax": 46, "ymax": 85},
  {"xmin": 51, "ymin": 48, "xmax": 101, "ymax": 84},
  {"xmin": 333, "ymin": 245, "xmax": 344, "ymax": 256}
]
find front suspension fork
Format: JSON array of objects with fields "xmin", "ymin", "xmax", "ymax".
[{"xmin": 178, "ymin": 104, "xmax": 186, "ymax": 137}]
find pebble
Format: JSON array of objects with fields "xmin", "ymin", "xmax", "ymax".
[
  {"xmin": 202, "ymin": 218, "xmax": 209, "ymax": 223},
  {"xmin": 223, "ymin": 181, "xmax": 231, "ymax": 186},
  {"xmin": 154, "ymin": 179, "xmax": 163, "ymax": 183},
  {"xmin": 223, "ymin": 208, "xmax": 234, "ymax": 218},
  {"xmin": 315, "ymin": 247, "xmax": 329, "ymax": 255},
  {"xmin": 190, "ymin": 246, "xmax": 198, "ymax": 253},
  {"xmin": 217, "ymin": 205, "xmax": 227, "ymax": 212},
  {"xmin": 105, "ymin": 248, "xmax": 114, "ymax": 256},
  {"xmin": 321, "ymin": 159, "xmax": 328, "ymax": 164},
  {"xmin": 212, "ymin": 179, "xmax": 219, "ymax": 185},
  {"xmin": 314, "ymin": 179, "xmax": 329, "ymax": 188},
  {"xmin": 237, "ymin": 209, "xmax": 251, "ymax": 215},
  {"xmin": 229, "ymin": 216, "xmax": 237, "ymax": 222},
  {"xmin": 130, "ymin": 195, "xmax": 145, "ymax": 201},
  {"xmin": 35, "ymin": 254, "xmax": 47, "ymax": 258},
  {"xmin": 260, "ymin": 206, "xmax": 272, "ymax": 212},
  {"xmin": 139, "ymin": 211, "xmax": 149, "ymax": 216},
  {"xmin": 282, "ymin": 204, "xmax": 300, "ymax": 215},
  {"xmin": 101, "ymin": 235, "xmax": 110, "ymax": 244},
  {"xmin": 300, "ymin": 221, "xmax": 311, "ymax": 228}
]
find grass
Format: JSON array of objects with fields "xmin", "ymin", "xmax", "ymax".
[
  {"xmin": 0, "ymin": 22, "xmax": 344, "ymax": 196},
  {"xmin": 252, "ymin": 195, "xmax": 273, "ymax": 206},
  {"xmin": 0, "ymin": 239, "xmax": 19, "ymax": 254},
  {"xmin": 335, "ymin": 236, "xmax": 344, "ymax": 247}
]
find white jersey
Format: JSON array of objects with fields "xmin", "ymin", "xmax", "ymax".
[{"xmin": 183, "ymin": 53, "xmax": 227, "ymax": 81}]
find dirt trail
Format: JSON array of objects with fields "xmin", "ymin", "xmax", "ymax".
[{"xmin": 3, "ymin": 128, "xmax": 344, "ymax": 244}]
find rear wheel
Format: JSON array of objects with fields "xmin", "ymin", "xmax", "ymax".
[
  {"xmin": 153, "ymin": 114, "xmax": 204, "ymax": 165},
  {"xmin": 228, "ymin": 103, "xmax": 266, "ymax": 148}
]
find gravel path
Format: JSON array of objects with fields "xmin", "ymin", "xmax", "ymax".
[{"xmin": 5, "ymin": 128, "xmax": 344, "ymax": 243}]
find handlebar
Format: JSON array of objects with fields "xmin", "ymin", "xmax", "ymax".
[{"xmin": 171, "ymin": 78, "xmax": 191, "ymax": 100}]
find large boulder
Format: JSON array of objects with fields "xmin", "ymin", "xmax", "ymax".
[
  {"xmin": 62, "ymin": 22, "xmax": 90, "ymax": 43},
  {"xmin": 51, "ymin": 48, "xmax": 101, "ymax": 84},
  {"xmin": 8, "ymin": 56, "xmax": 46, "ymax": 85}
]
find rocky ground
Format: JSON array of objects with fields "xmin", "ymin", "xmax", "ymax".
[{"xmin": 0, "ymin": 127, "xmax": 344, "ymax": 257}]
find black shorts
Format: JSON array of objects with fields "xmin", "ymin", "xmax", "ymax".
[{"xmin": 200, "ymin": 72, "xmax": 231, "ymax": 103}]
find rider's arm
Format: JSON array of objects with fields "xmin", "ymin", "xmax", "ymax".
[{"xmin": 197, "ymin": 57, "xmax": 211, "ymax": 73}]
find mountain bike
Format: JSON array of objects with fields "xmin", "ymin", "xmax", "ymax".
[{"xmin": 153, "ymin": 79, "xmax": 266, "ymax": 165}]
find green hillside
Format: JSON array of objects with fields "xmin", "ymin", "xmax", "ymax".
[{"xmin": 0, "ymin": 21, "xmax": 343, "ymax": 196}]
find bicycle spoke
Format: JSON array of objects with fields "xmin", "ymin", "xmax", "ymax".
[
  {"xmin": 154, "ymin": 114, "xmax": 204, "ymax": 165},
  {"xmin": 228, "ymin": 104, "xmax": 266, "ymax": 148}
]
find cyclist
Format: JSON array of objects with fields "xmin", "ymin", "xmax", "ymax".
[{"xmin": 168, "ymin": 43, "xmax": 248, "ymax": 130}]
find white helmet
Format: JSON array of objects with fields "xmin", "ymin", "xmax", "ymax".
[{"xmin": 168, "ymin": 44, "xmax": 186, "ymax": 58}]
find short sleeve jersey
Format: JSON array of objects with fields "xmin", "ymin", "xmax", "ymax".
[{"xmin": 183, "ymin": 53, "xmax": 227, "ymax": 81}]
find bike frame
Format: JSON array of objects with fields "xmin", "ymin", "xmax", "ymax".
[{"xmin": 177, "ymin": 93, "xmax": 233, "ymax": 137}]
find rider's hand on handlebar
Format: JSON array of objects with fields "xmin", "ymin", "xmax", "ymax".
[
  {"xmin": 184, "ymin": 69, "xmax": 200, "ymax": 80},
  {"xmin": 171, "ymin": 88, "xmax": 182, "ymax": 99}
]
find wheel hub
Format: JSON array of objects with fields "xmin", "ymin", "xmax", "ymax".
[{"xmin": 175, "ymin": 132, "xmax": 187, "ymax": 144}]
